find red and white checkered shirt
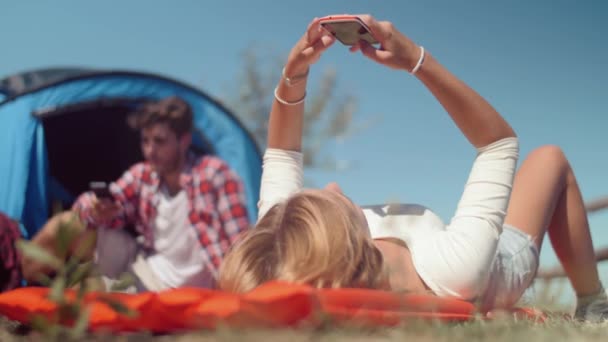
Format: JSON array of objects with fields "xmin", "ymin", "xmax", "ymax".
[{"xmin": 73, "ymin": 154, "xmax": 250, "ymax": 278}]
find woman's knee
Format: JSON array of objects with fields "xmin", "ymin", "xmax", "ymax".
[{"xmin": 525, "ymin": 145, "xmax": 569, "ymax": 172}]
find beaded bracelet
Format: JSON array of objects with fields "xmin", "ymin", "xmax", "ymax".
[{"xmin": 282, "ymin": 67, "xmax": 309, "ymax": 87}]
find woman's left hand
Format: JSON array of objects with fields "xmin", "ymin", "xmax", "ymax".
[{"xmin": 284, "ymin": 18, "xmax": 336, "ymax": 79}]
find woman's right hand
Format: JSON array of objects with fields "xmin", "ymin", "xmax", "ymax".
[
  {"xmin": 283, "ymin": 18, "xmax": 335, "ymax": 79},
  {"xmin": 350, "ymin": 15, "xmax": 422, "ymax": 72}
]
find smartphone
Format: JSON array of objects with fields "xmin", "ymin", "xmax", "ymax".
[
  {"xmin": 319, "ymin": 15, "xmax": 379, "ymax": 46},
  {"xmin": 89, "ymin": 181, "xmax": 112, "ymax": 200}
]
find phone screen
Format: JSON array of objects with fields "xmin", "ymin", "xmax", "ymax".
[
  {"xmin": 89, "ymin": 181, "xmax": 112, "ymax": 200},
  {"xmin": 320, "ymin": 20, "xmax": 378, "ymax": 46}
]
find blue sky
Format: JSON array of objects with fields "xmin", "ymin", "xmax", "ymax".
[{"xmin": 2, "ymin": 1, "xmax": 607, "ymax": 295}]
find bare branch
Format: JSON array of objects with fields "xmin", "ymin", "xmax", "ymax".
[{"xmin": 223, "ymin": 46, "xmax": 374, "ymax": 175}]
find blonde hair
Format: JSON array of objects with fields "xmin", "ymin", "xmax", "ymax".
[{"xmin": 219, "ymin": 189, "xmax": 387, "ymax": 293}]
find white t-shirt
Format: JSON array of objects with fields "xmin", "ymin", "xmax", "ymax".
[
  {"xmin": 146, "ymin": 187, "xmax": 214, "ymax": 289},
  {"xmin": 258, "ymin": 137, "xmax": 519, "ymax": 300}
]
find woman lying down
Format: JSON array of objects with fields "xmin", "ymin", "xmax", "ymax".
[{"xmin": 218, "ymin": 14, "xmax": 608, "ymax": 322}]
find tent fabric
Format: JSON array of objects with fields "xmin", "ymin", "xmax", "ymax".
[
  {"xmin": 0, "ymin": 69, "xmax": 262, "ymax": 238},
  {"xmin": 0, "ymin": 68, "xmax": 97, "ymax": 97},
  {"xmin": 0, "ymin": 99, "xmax": 44, "ymax": 238},
  {"xmin": 0, "ymin": 281, "xmax": 546, "ymax": 333}
]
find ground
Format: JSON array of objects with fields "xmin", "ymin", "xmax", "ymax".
[{"xmin": 2, "ymin": 312, "xmax": 608, "ymax": 342}]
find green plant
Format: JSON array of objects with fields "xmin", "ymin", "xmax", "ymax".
[{"xmin": 16, "ymin": 214, "xmax": 136, "ymax": 340}]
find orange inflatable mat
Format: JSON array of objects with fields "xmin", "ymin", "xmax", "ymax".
[{"xmin": 0, "ymin": 281, "xmax": 544, "ymax": 333}]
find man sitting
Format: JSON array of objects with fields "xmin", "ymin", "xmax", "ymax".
[{"xmin": 23, "ymin": 96, "xmax": 250, "ymax": 291}]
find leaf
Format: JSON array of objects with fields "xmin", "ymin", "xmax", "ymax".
[
  {"xmin": 70, "ymin": 307, "xmax": 90, "ymax": 339},
  {"xmin": 67, "ymin": 261, "xmax": 94, "ymax": 288},
  {"xmin": 35, "ymin": 273, "xmax": 53, "ymax": 287},
  {"xmin": 16, "ymin": 240, "xmax": 63, "ymax": 270},
  {"xmin": 98, "ymin": 296, "xmax": 138, "ymax": 318},
  {"xmin": 72, "ymin": 230, "xmax": 96, "ymax": 261},
  {"xmin": 58, "ymin": 302, "xmax": 81, "ymax": 322},
  {"xmin": 77, "ymin": 278, "xmax": 88, "ymax": 301},
  {"xmin": 29, "ymin": 314, "xmax": 51, "ymax": 334},
  {"xmin": 64, "ymin": 257, "xmax": 79, "ymax": 274},
  {"xmin": 54, "ymin": 214, "xmax": 81, "ymax": 260},
  {"xmin": 109, "ymin": 272, "xmax": 136, "ymax": 292},
  {"xmin": 49, "ymin": 276, "xmax": 66, "ymax": 303}
]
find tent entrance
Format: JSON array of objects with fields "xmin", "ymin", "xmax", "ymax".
[{"xmin": 36, "ymin": 98, "xmax": 144, "ymax": 207}]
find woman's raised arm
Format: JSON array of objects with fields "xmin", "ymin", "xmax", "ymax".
[
  {"xmin": 267, "ymin": 18, "xmax": 335, "ymax": 151},
  {"xmin": 355, "ymin": 15, "xmax": 516, "ymax": 148}
]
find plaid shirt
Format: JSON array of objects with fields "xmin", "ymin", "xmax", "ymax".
[
  {"xmin": 73, "ymin": 154, "xmax": 250, "ymax": 279},
  {"xmin": 0, "ymin": 212, "xmax": 22, "ymax": 291}
]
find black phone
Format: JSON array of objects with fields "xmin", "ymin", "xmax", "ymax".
[
  {"xmin": 89, "ymin": 181, "xmax": 112, "ymax": 200},
  {"xmin": 319, "ymin": 16, "xmax": 379, "ymax": 46}
]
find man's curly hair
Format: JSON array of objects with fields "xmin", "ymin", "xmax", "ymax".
[{"xmin": 128, "ymin": 96, "xmax": 193, "ymax": 137}]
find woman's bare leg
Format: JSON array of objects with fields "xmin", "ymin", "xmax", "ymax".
[{"xmin": 504, "ymin": 145, "xmax": 602, "ymax": 299}]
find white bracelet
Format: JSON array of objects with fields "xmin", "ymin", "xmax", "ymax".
[
  {"xmin": 274, "ymin": 87, "xmax": 306, "ymax": 106},
  {"xmin": 410, "ymin": 46, "xmax": 425, "ymax": 75}
]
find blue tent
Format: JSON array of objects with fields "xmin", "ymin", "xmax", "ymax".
[{"xmin": 0, "ymin": 68, "xmax": 261, "ymax": 239}]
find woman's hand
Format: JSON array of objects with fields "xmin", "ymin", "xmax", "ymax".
[
  {"xmin": 267, "ymin": 18, "xmax": 334, "ymax": 151},
  {"xmin": 350, "ymin": 15, "xmax": 421, "ymax": 72},
  {"xmin": 284, "ymin": 18, "xmax": 336, "ymax": 79}
]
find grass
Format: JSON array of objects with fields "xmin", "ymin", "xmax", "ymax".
[
  {"xmin": 2, "ymin": 313, "xmax": 608, "ymax": 342},
  {"xmin": 6, "ymin": 215, "xmax": 607, "ymax": 340}
]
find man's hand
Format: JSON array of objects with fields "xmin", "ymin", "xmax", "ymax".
[{"xmin": 90, "ymin": 196, "xmax": 120, "ymax": 223}]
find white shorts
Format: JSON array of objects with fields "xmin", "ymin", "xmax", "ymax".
[{"xmin": 479, "ymin": 224, "xmax": 539, "ymax": 310}]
